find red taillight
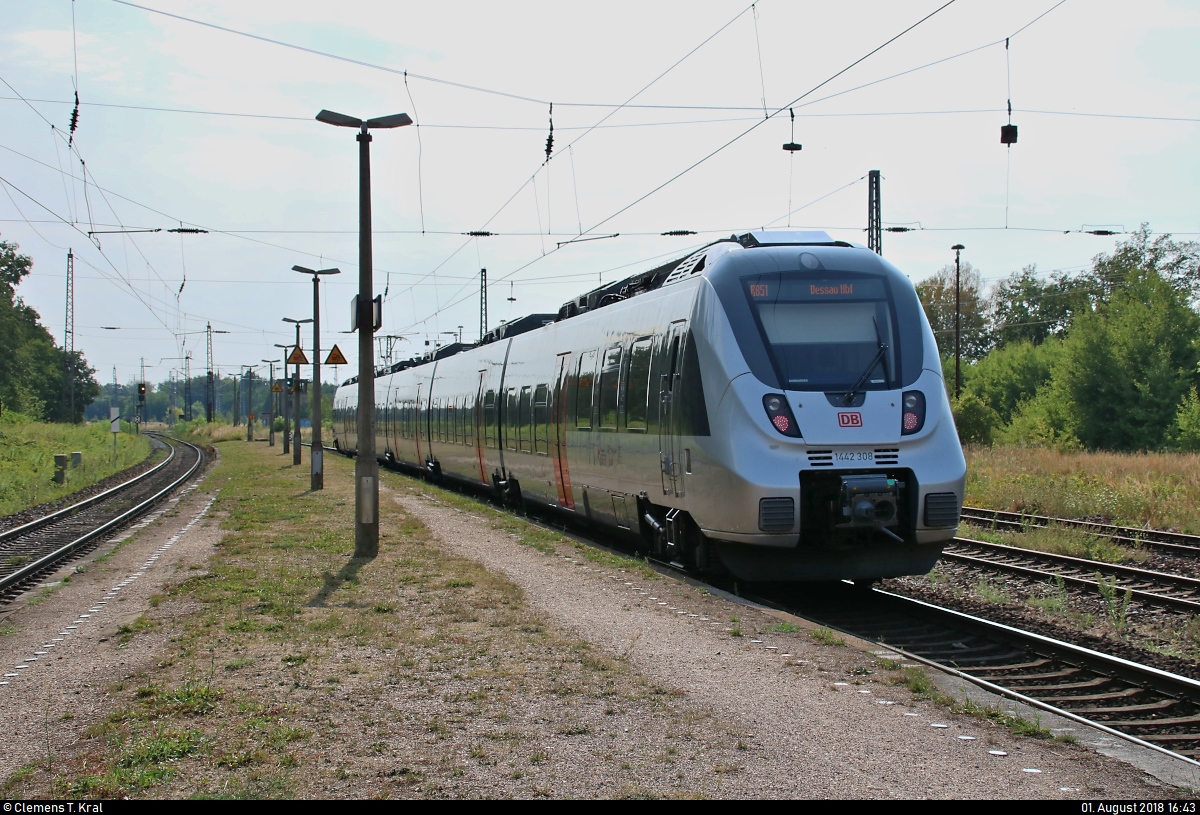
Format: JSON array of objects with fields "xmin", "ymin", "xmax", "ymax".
[
  {"xmin": 763, "ymin": 394, "xmax": 801, "ymax": 438},
  {"xmin": 901, "ymin": 390, "xmax": 926, "ymax": 435}
]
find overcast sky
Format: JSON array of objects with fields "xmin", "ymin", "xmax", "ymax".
[{"xmin": 2, "ymin": 0, "xmax": 1198, "ymax": 388}]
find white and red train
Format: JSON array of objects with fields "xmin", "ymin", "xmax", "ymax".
[{"xmin": 332, "ymin": 231, "xmax": 965, "ymax": 582}]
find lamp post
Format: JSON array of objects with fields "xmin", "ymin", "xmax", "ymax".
[
  {"xmin": 283, "ymin": 317, "xmax": 313, "ymax": 466},
  {"xmin": 241, "ymin": 365, "xmax": 256, "ymax": 441},
  {"xmin": 262, "ymin": 359, "xmax": 280, "ymax": 446},
  {"xmin": 317, "ymin": 107, "xmax": 412, "ymax": 557},
  {"xmin": 951, "ymin": 244, "xmax": 965, "ymax": 399},
  {"xmin": 274, "ymin": 343, "xmax": 293, "ymax": 454},
  {"xmin": 293, "ymin": 265, "xmax": 340, "ymax": 490}
]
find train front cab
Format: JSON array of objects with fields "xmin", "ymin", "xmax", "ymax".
[{"xmin": 682, "ymin": 241, "xmax": 965, "ymax": 582}]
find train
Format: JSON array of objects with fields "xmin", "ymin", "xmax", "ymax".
[{"xmin": 331, "ymin": 231, "xmax": 966, "ymax": 583}]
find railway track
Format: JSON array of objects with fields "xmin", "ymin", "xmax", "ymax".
[
  {"xmin": 961, "ymin": 505, "xmax": 1200, "ymax": 559},
  {"xmin": 942, "ymin": 537, "xmax": 1200, "ymax": 613},
  {"xmin": 773, "ymin": 583, "xmax": 1200, "ymax": 764},
  {"xmin": 0, "ymin": 433, "xmax": 205, "ymax": 604}
]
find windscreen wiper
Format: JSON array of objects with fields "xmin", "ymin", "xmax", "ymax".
[{"xmin": 842, "ymin": 318, "xmax": 888, "ymax": 406}]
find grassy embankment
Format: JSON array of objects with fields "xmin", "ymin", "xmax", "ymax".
[
  {"xmin": 0, "ymin": 434, "xmax": 732, "ymax": 799},
  {"xmin": 0, "ymin": 415, "xmax": 152, "ymax": 517},
  {"xmin": 957, "ymin": 445, "xmax": 1200, "ymax": 563}
]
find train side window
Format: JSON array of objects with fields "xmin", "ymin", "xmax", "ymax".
[
  {"xmin": 625, "ymin": 338, "xmax": 652, "ymax": 432},
  {"xmin": 505, "ymin": 388, "xmax": 518, "ymax": 451},
  {"xmin": 533, "ymin": 384, "xmax": 550, "ymax": 454},
  {"xmin": 598, "ymin": 345, "xmax": 622, "ymax": 430},
  {"xmin": 518, "ymin": 386, "xmax": 533, "ymax": 453},
  {"xmin": 484, "ymin": 390, "xmax": 497, "ymax": 449},
  {"xmin": 575, "ymin": 350, "xmax": 596, "ymax": 430}
]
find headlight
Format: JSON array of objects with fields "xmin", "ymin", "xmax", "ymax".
[{"xmin": 762, "ymin": 394, "xmax": 801, "ymax": 438}]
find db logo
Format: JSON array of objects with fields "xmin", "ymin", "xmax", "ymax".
[{"xmin": 838, "ymin": 412, "xmax": 863, "ymax": 428}]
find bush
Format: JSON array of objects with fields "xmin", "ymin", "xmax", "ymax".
[
  {"xmin": 1173, "ymin": 386, "xmax": 1200, "ymax": 452},
  {"xmin": 951, "ymin": 393, "xmax": 1000, "ymax": 445}
]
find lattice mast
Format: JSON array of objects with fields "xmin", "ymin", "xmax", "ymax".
[{"xmin": 867, "ymin": 170, "xmax": 882, "ymax": 255}]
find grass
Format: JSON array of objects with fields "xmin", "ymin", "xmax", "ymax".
[
  {"xmin": 891, "ymin": 667, "xmax": 1077, "ymax": 744},
  {"xmin": 809, "ymin": 627, "xmax": 846, "ymax": 647},
  {"xmin": 2, "ymin": 433, "xmax": 756, "ymax": 799},
  {"xmin": 959, "ymin": 521, "xmax": 1147, "ymax": 565},
  {"xmin": 965, "ymin": 444, "xmax": 1200, "ymax": 534},
  {"xmin": 0, "ymin": 415, "xmax": 152, "ymax": 516}
]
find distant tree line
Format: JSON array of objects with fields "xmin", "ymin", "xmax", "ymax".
[
  {"xmin": 0, "ymin": 238, "xmax": 99, "ymax": 423},
  {"xmin": 916, "ymin": 225, "xmax": 1200, "ymax": 451}
]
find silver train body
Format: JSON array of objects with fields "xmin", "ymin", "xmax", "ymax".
[{"xmin": 332, "ymin": 231, "xmax": 965, "ymax": 582}]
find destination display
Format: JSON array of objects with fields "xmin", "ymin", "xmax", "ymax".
[{"xmin": 747, "ymin": 276, "xmax": 886, "ymax": 301}]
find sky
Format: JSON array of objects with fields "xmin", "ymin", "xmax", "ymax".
[{"xmin": 2, "ymin": 0, "xmax": 1198, "ymax": 390}]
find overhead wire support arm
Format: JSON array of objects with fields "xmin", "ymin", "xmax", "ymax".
[{"xmin": 556, "ymin": 233, "xmax": 619, "ymax": 249}]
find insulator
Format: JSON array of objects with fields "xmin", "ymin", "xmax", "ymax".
[
  {"xmin": 782, "ymin": 142, "xmax": 802, "ymax": 152},
  {"xmin": 545, "ymin": 132, "xmax": 554, "ymax": 158},
  {"xmin": 661, "ymin": 230, "xmax": 696, "ymax": 236},
  {"xmin": 885, "ymin": 227, "xmax": 913, "ymax": 233},
  {"xmin": 1086, "ymin": 230, "xmax": 1117, "ymax": 236},
  {"xmin": 466, "ymin": 230, "xmax": 494, "ymax": 237}
]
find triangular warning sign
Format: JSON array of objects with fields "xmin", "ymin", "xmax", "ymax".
[
  {"xmin": 271, "ymin": 382, "xmax": 283, "ymax": 393},
  {"xmin": 325, "ymin": 344, "xmax": 349, "ymax": 366},
  {"xmin": 286, "ymin": 346, "xmax": 310, "ymax": 365}
]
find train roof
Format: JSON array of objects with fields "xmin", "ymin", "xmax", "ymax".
[{"xmin": 343, "ymin": 231, "xmax": 871, "ymax": 384}]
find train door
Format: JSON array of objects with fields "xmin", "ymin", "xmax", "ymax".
[
  {"xmin": 474, "ymin": 370, "xmax": 488, "ymax": 484},
  {"xmin": 658, "ymin": 320, "xmax": 688, "ymax": 498},
  {"xmin": 414, "ymin": 382, "xmax": 424, "ymax": 466},
  {"xmin": 552, "ymin": 352, "xmax": 575, "ymax": 510}
]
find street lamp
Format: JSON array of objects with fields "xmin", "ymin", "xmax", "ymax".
[
  {"xmin": 262, "ymin": 358, "xmax": 280, "ymax": 446},
  {"xmin": 951, "ymin": 244, "xmax": 965, "ymax": 399},
  {"xmin": 273, "ymin": 344, "xmax": 292, "ymax": 454},
  {"xmin": 283, "ymin": 317, "xmax": 313, "ymax": 467},
  {"xmin": 317, "ymin": 107, "xmax": 412, "ymax": 557},
  {"xmin": 293, "ymin": 265, "xmax": 341, "ymax": 490}
]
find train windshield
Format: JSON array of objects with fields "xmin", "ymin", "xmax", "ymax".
[{"xmin": 742, "ymin": 273, "xmax": 901, "ymax": 391}]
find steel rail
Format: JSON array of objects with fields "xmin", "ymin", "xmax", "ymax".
[
  {"xmin": 961, "ymin": 505, "xmax": 1200, "ymax": 558},
  {"xmin": 0, "ymin": 435, "xmax": 203, "ymax": 597},
  {"xmin": 862, "ymin": 588, "xmax": 1200, "ymax": 768},
  {"xmin": 942, "ymin": 538, "xmax": 1200, "ymax": 614},
  {"xmin": 0, "ymin": 440, "xmax": 175, "ymax": 546}
]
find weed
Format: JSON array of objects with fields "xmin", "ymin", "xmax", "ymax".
[
  {"xmin": 895, "ymin": 667, "xmax": 951, "ymax": 704},
  {"xmin": 809, "ymin": 627, "xmax": 846, "ymax": 647},
  {"xmin": 975, "ymin": 577, "xmax": 1012, "ymax": 605},
  {"xmin": 1029, "ymin": 575, "xmax": 1070, "ymax": 615},
  {"xmin": 116, "ymin": 615, "xmax": 158, "ymax": 646},
  {"xmin": 1097, "ymin": 574, "xmax": 1134, "ymax": 633},
  {"xmin": 728, "ymin": 627, "xmax": 742, "ymax": 637},
  {"xmin": 767, "ymin": 622, "xmax": 800, "ymax": 634}
]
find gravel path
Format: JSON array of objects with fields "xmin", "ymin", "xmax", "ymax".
[{"xmin": 388, "ymin": 488, "xmax": 1186, "ymax": 798}]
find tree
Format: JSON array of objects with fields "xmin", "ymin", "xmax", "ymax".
[
  {"xmin": 987, "ymin": 265, "xmax": 1094, "ymax": 348},
  {"xmin": 915, "ymin": 261, "xmax": 991, "ymax": 361},
  {"xmin": 1050, "ymin": 269, "xmax": 1200, "ymax": 450},
  {"xmin": 1085, "ymin": 224, "xmax": 1200, "ymax": 307},
  {"xmin": 962, "ymin": 339, "xmax": 1061, "ymax": 426},
  {"xmin": 0, "ymin": 237, "xmax": 100, "ymax": 422}
]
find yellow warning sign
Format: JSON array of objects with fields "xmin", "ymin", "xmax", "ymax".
[
  {"xmin": 271, "ymin": 382, "xmax": 283, "ymax": 393},
  {"xmin": 325, "ymin": 344, "xmax": 349, "ymax": 366},
  {"xmin": 286, "ymin": 346, "xmax": 309, "ymax": 365}
]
